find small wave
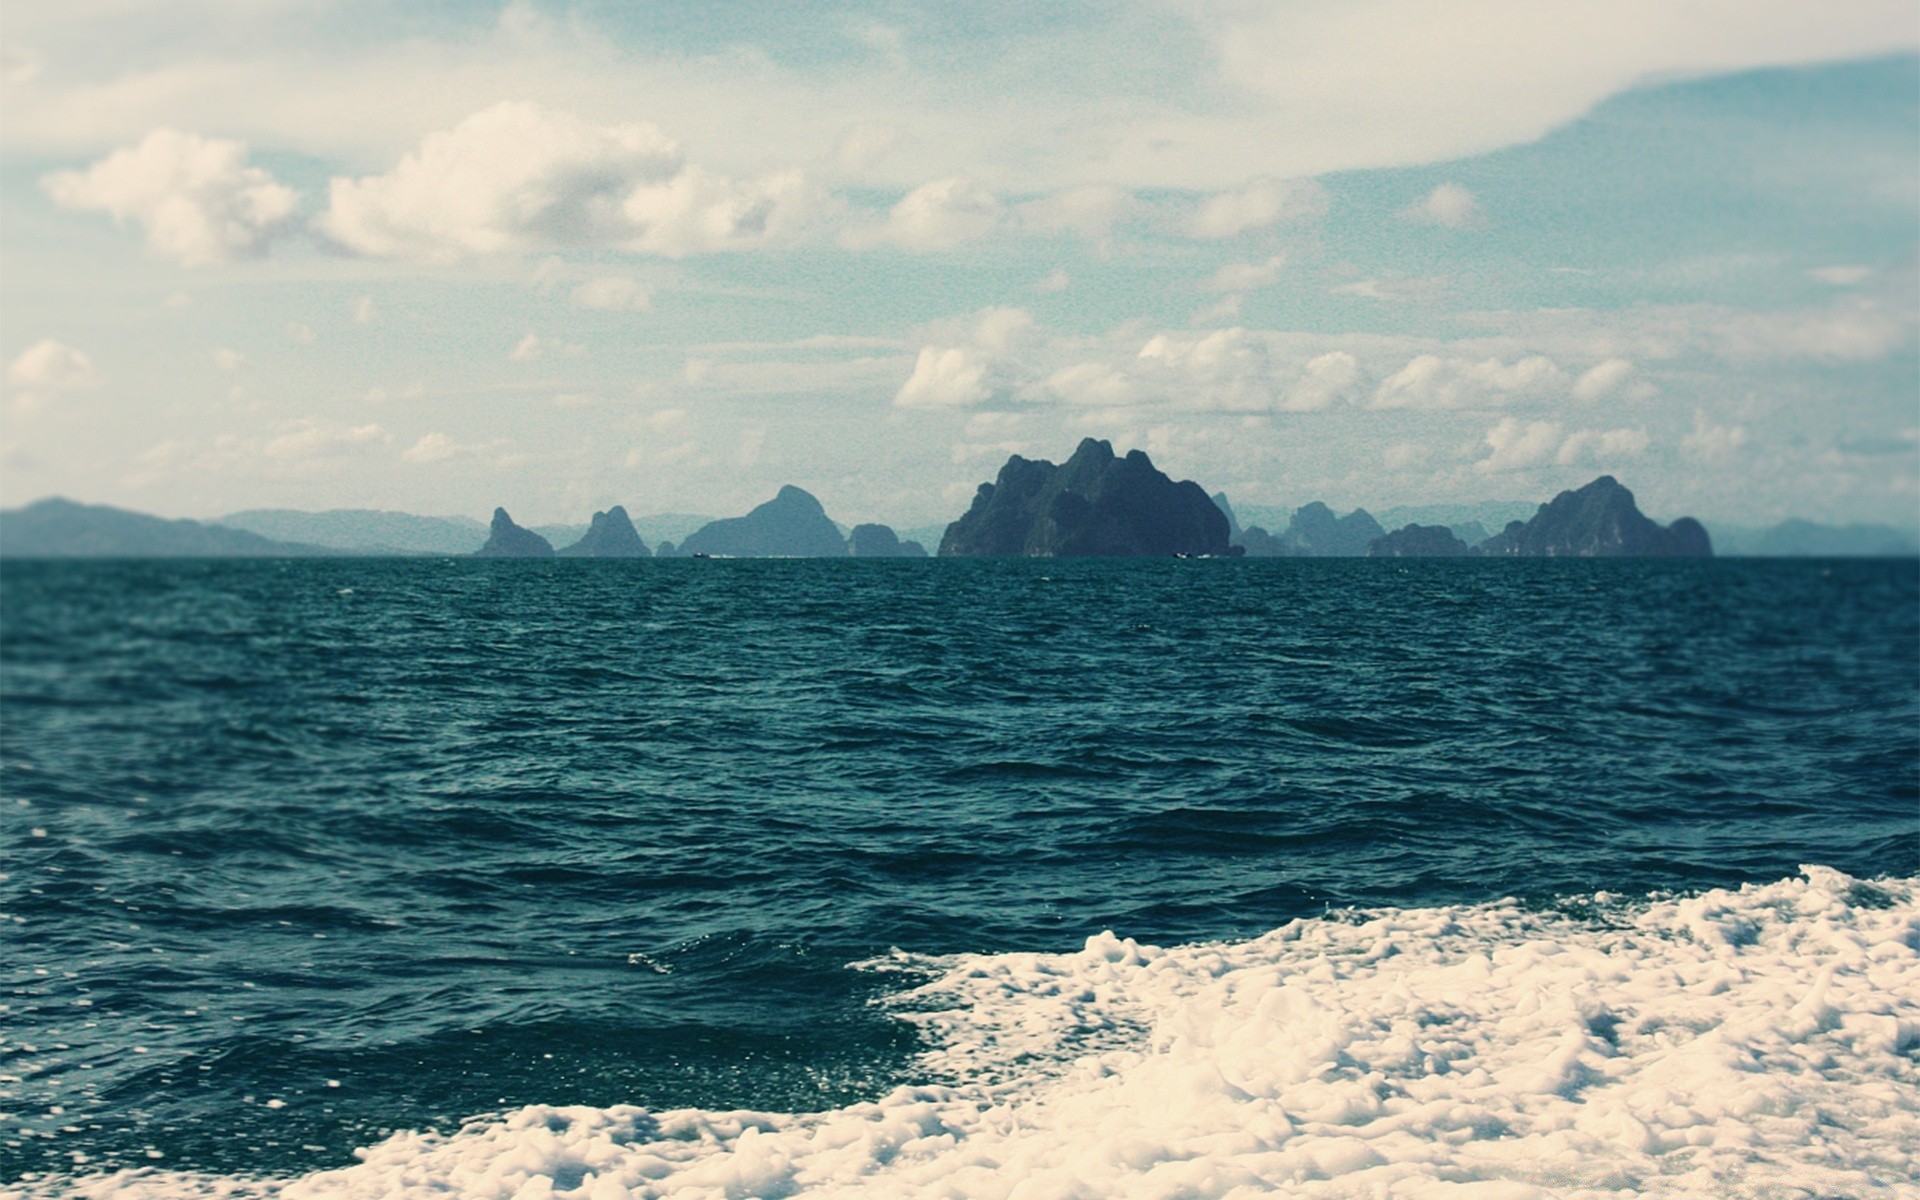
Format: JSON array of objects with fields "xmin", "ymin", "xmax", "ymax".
[{"xmin": 30, "ymin": 867, "xmax": 1919, "ymax": 1199}]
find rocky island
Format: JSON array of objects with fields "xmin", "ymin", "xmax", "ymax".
[
  {"xmin": 474, "ymin": 508, "xmax": 554, "ymax": 557},
  {"xmin": 558, "ymin": 506, "xmax": 651, "ymax": 557},
  {"xmin": 677, "ymin": 485, "xmax": 848, "ymax": 557},
  {"xmin": 940, "ymin": 438, "xmax": 1230, "ymax": 557},
  {"xmin": 1478, "ymin": 476, "xmax": 1711, "ymax": 557}
]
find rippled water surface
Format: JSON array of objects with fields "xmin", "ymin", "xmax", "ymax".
[{"xmin": 2, "ymin": 557, "xmax": 1914, "ymax": 1183}]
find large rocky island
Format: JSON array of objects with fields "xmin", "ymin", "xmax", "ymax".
[
  {"xmin": 1478, "ymin": 476, "xmax": 1711, "ymax": 557},
  {"xmin": 940, "ymin": 438, "xmax": 1231, "ymax": 557},
  {"xmin": 474, "ymin": 508, "xmax": 554, "ymax": 557},
  {"xmin": 558, "ymin": 506, "xmax": 651, "ymax": 557},
  {"xmin": 677, "ymin": 485, "xmax": 848, "ymax": 557}
]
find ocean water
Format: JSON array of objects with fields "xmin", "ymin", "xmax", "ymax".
[{"xmin": 1, "ymin": 557, "xmax": 1915, "ymax": 1198}]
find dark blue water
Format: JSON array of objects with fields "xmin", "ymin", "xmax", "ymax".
[{"xmin": 2, "ymin": 557, "xmax": 1914, "ymax": 1183}]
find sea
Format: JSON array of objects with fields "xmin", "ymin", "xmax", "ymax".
[{"xmin": 1, "ymin": 556, "xmax": 1915, "ymax": 1199}]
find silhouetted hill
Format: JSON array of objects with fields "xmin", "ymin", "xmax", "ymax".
[
  {"xmin": 679, "ymin": 486, "xmax": 848, "ymax": 557},
  {"xmin": 940, "ymin": 439, "xmax": 1229, "ymax": 557},
  {"xmin": 474, "ymin": 508, "xmax": 554, "ymax": 557},
  {"xmin": 558, "ymin": 506, "xmax": 651, "ymax": 557},
  {"xmin": 1479, "ymin": 477, "xmax": 1711, "ymax": 557},
  {"xmin": 1280, "ymin": 503, "xmax": 1386, "ymax": 557},
  {"xmin": 1370, "ymin": 524, "xmax": 1471, "ymax": 557},
  {"xmin": 848, "ymin": 524, "xmax": 927, "ymax": 557},
  {"xmin": 1712, "ymin": 519, "xmax": 1919, "ymax": 557},
  {"xmin": 1, "ymin": 497, "xmax": 337, "ymax": 557},
  {"xmin": 219, "ymin": 508, "xmax": 485, "ymax": 554}
]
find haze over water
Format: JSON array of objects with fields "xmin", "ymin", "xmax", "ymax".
[{"xmin": 3, "ymin": 557, "xmax": 1915, "ymax": 1196}]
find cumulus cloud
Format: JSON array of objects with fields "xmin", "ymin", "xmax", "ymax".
[
  {"xmin": 212, "ymin": 348, "xmax": 246, "ymax": 372},
  {"xmin": 853, "ymin": 176, "xmax": 1004, "ymax": 251},
  {"xmin": 571, "ymin": 275, "xmax": 653, "ymax": 311},
  {"xmin": 1682, "ymin": 411, "xmax": 1750, "ymax": 462},
  {"xmin": 9, "ymin": 338, "xmax": 103, "ymax": 416},
  {"xmin": 1188, "ymin": 177, "xmax": 1329, "ymax": 238},
  {"xmin": 1203, "ymin": 255, "xmax": 1287, "ymax": 293},
  {"xmin": 319, "ymin": 102, "xmax": 819, "ymax": 261},
  {"xmin": 509, "ymin": 333, "xmax": 585, "ymax": 363},
  {"xmin": 1032, "ymin": 269, "xmax": 1072, "ymax": 295},
  {"xmin": 1402, "ymin": 182, "xmax": 1481, "ymax": 228},
  {"xmin": 263, "ymin": 422, "xmax": 389, "ymax": 461},
  {"xmin": 43, "ymin": 129, "xmax": 298, "ymax": 265},
  {"xmin": 403, "ymin": 431, "xmax": 520, "ymax": 466},
  {"xmin": 1570, "ymin": 358, "xmax": 1639, "ymax": 401},
  {"xmin": 895, "ymin": 347, "xmax": 994, "ymax": 409},
  {"xmin": 7, "ymin": 339, "xmax": 101, "ymax": 392},
  {"xmin": 893, "ymin": 307, "xmax": 1035, "ymax": 408},
  {"xmin": 1015, "ymin": 185, "xmax": 1141, "ymax": 241},
  {"xmin": 1557, "ymin": 426, "xmax": 1651, "ymax": 464},
  {"xmin": 1477, "ymin": 418, "xmax": 1565, "ymax": 472},
  {"xmin": 1373, "ymin": 354, "xmax": 1568, "ymax": 410}
]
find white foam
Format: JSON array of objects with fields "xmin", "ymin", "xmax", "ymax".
[{"xmin": 29, "ymin": 867, "xmax": 1920, "ymax": 1199}]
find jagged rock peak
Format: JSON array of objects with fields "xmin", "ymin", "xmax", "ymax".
[
  {"xmin": 1370, "ymin": 524, "xmax": 1471, "ymax": 557},
  {"xmin": 559, "ymin": 505, "xmax": 651, "ymax": 558},
  {"xmin": 678, "ymin": 485, "xmax": 848, "ymax": 557},
  {"xmin": 848, "ymin": 523, "xmax": 927, "ymax": 557},
  {"xmin": 475, "ymin": 508, "xmax": 554, "ymax": 558},
  {"xmin": 1478, "ymin": 476, "xmax": 1712, "ymax": 557},
  {"xmin": 939, "ymin": 440, "xmax": 1230, "ymax": 558}
]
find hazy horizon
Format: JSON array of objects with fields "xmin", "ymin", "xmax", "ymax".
[{"xmin": 4, "ymin": 4, "xmax": 1917, "ymax": 529}]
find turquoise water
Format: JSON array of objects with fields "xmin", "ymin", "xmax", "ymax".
[{"xmin": 1, "ymin": 557, "xmax": 1915, "ymax": 1189}]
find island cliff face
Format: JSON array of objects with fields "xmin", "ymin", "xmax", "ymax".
[
  {"xmin": 940, "ymin": 439, "xmax": 1230, "ymax": 557},
  {"xmin": 679, "ymin": 486, "xmax": 848, "ymax": 557},
  {"xmin": 848, "ymin": 524, "xmax": 928, "ymax": 557},
  {"xmin": 1283, "ymin": 503, "xmax": 1387, "ymax": 557},
  {"xmin": 558, "ymin": 506, "xmax": 651, "ymax": 557},
  {"xmin": 1369, "ymin": 524, "xmax": 1470, "ymax": 557},
  {"xmin": 475, "ymin": 508, "xmax": 554, "ymax": 557},
  {"xmin": 1478, "ymin": 476, "xmax": 1711, "ymax": 557}
]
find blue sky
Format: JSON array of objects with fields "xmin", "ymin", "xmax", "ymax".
[{"xmin": 3, "ymin": 2, "xmax": 1916, "ymax": 528}]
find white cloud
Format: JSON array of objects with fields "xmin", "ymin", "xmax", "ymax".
[
  {"xmin": 1187, "ymin": 177, "xmax": 1329, "ymax": 238},
  {"xmin": 402, "ymin": 432, "xmax": 458, "ymax": 463},
  {"xmin": 1333, "ymin": 277, "xmax": 1448, "ymax": 303},
  {"xmin": 1374, "ymin": 354, "xmax": 1568, "ymax": 410},
  {"xmin": 1032, "ymin": 268, "xmax": 1071, "ymax": 295},
  {"xmin": 1015, "ymin": 185, "xmax": 1141, "ymax": 241},
  {"xmin": 319, "ymin": 102, "xmax": 820, "ymax": 261},
  {"xmin": 1477, "ymin": 417, "xmax": 1564, "ymax": 472},
  {"xmin": 1682, "ymin": 411, "xmax": 1750, "ymax": 462},
  {"xmin": 1570, "ymin": 357, "xmax": 1638, "ymax": 401},
  {"xmin": 1557, "ymin": 426, "xmax": 1651, "ymax": 464},
  {"xmin": 263, "ymin": 421, "xmax": 388, "ymax": 461},
  {"xmin": 1203, "ymin": 254, "xmax": 1287, "ymax": 293},
  {"xmin": 854, "ymin": 176, "xmax": 1003, "ymax": 251},
  {"xmin": 212, "ymin": 347, "xmax": 245, "ymax": 371},
  {"xmin": 509, "ymin": 333, "xmax": 586, "ymax": 362},
  {"xmin": 1807, "ymin": 265, "xmax": 1872, "ymax": 286},
  {"xmin": 1402, "ymin": 182, "xmax": 1481, "ymax": 228},
  {"xmin": 286, "ymin": 322, "xmax": 315, "ymax": 344},
  {"xmin": 1383, "ymin": 442, "xmax": 1430, "ymax": 470},
  {"xmin": 43, "ymin": 129, "xmax": 297, "ymax": 265},
  {"xmin": 571, "ymin": 275, "xmax": 653, "ymax": 310},
  {"xmin": 402, "ymin": 431, "xmax": 518, "ymax": 466},
  {"xmin": 7, "ymin": 339, "xmax": 101, "ymax": 391},
  {"xmin": 351, "ymin": 295, "xmax": 376, "ymax": 324},
  {"xmin": 895, "ymin": 346, "xmax": 993, "ymax": 409}
]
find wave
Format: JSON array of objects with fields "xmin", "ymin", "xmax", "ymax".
[{"xmin": 28, "ymin": 867, "xmax": 1919, "ymax": 1199}]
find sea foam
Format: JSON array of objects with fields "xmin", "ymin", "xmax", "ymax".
[{"xmin": 29, "ymin": 868, "xmax": 1919, "ymax": 1199}]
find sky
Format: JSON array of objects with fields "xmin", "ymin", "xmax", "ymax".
[{"xmin": 3, "ymin": 1, "xmax": 1917, "ymax": 530}]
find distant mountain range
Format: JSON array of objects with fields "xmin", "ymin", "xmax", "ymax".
[{"xmin": 3, "ymin": 459, "xmax": 1914, "ymax": 559}]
